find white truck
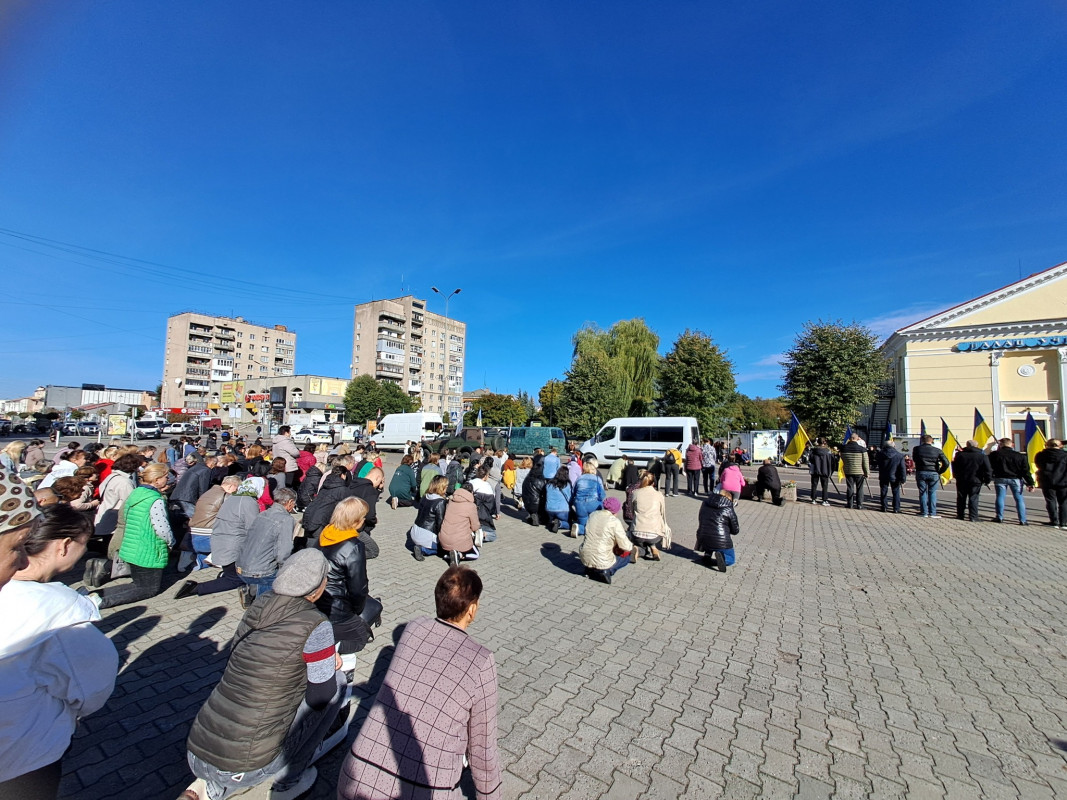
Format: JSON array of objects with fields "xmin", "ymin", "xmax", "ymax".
[
  {"xmin": 369, "ymin": 412, "xmax": 445, "ymax": 451},
  {"xmin": 579, "ymin": 417, "xmax": 700, "ymax": 465}
]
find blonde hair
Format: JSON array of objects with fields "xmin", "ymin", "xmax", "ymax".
[
  {"xmin": 582, "ymin": 460, "xmax": 598, "ymax": 475},
  {"xmin": 428, "ymin": 475, "xmax": 449, "ymax": 496},
  {"xmin": 329, "ymin": 496, "xmax": 368, "ymax": 532},
  {"xmin": 639, "ymin": 471, "xmax": 655, "ymax": 488},
  {"xmin": 315, "ymin": 443, "xmax": 329, "ymax": 453},
  {"xmin": 141, "ymin": 463, "xmax": 170, "ymax": 484},
  {"xmin": 520, "ymin": 457, "xmax": 532, "ymax": 469},
  {"xmin": 2, "ymin": 441, "xmax": 26, "ymax": 459},
  {"xmin": 103, "ymin": 446, "xmax": 120, "ymax": 459}
]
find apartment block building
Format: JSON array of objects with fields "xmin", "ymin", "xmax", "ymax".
[
  {"xmin": 351, "ymin": 296, "xmax": 466, "ymax": 420},
  {"xmin": 162, "ymin": 312, "xmax": 296, "ymax": 411}
]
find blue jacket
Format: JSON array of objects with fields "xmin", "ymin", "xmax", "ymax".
[
  {"xmin": 573, "ymin": 474, "xmax": 605, "ymax": 508},
  {"xmin": 545, "ymin": 483, "xmax": 572, "ymax": 513},
  {"xmin": 542, "ymin": 454, "xmax": 561, "ymax": 482}
]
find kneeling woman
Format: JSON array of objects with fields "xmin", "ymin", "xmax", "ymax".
[
  {"xmin": 317, "ymin": 497, "xmax": 376, "ymax": 669},
  {"xmin": 91, "ymin": 463, "xmax": 174, "ymax": 609},
  {"xmin": 409, "ymin": 475, "xmax": 448, "ymax": 560},
  {"xmin": 439, "ymin": 486, "xmax": 481, "ymax": 563},
  {"xmin": 0, "ymin": 505, "xmax": 118, "ymax": 798},
  {"xmin": 630, "ymin": 471, "xmax": 669, "ymax": 560}
]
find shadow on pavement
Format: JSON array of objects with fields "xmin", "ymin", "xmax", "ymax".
[{"xmin": 539, "ymin": 541, "xmax": 584, "ymax": 575}]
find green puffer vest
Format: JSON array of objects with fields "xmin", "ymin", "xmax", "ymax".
[
  {"xmin": 117, "ymin": 486, "xmax": 169, "ymax": 569},
  {"xmin": 187, "ymin": 593, "xmax": 327, "ymax": 772}
]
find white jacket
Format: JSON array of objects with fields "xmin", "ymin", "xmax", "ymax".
[
  {"xmin": 38, "ymin": 460, "xmax": 77, "ymax": 490},
  {"xmin": 95, "ymin": 469, "xmax": 135, "ymax": 537},
  {"xmin": 0, "ymin": 581, "xmax": 118, "ymax": 781}
]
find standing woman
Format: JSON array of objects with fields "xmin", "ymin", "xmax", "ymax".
[
  {"xmin": 90, "ymin": 463, "xmax": 174, "ymax": 609},
  {"xmin": 631, "ymin": 471, "xmax": 670, "ymax": 560},
  {"xmin": 338, "ymin": 566, "xmax": 500, "ymax": 800},
  {"xmin": 701, "ymin": 438, "xmax": 717, "ymax": 496},
  {"xmin": 0, "ymin": 506, "xmax": 118, "ymax": 799}
]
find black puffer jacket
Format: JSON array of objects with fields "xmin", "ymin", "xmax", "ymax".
[
  {"xmin": 413, "ymin": 494, "xmax": 446, "ymax": 533},
  {"xmin": 696, "ymin": 493, "xmax": 739, "ymax": 553},
  {"xmin": 346, "ymin": 477, "xmax": 381, "ymax": 534},
  {"xmin": 952, "ymin": 446, "xmax": 993, "ymax": 487},
  {"xmin": 302, "ymin": 472, "xmax": 350, "ymax": 535},
  {"xmin": 297, "ymin": 464, "xmax": 323, "ymax": 509},
  {"xmin": 522, "ymin": 455, "xmax": 547, "ymax": 521},
  {"xmin": 808, "ymin": 446, "xmax": 834, "ymax": 477},
  {"xmin": 318, "ymin": 535, "xmax": 368, "ymax": 616},
  {"xmin": 472, "ymin": 489, "xmax": 496, "ymax": 532}
]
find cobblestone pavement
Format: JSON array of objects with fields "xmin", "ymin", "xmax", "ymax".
[{"xmin": 56, "ymin": 463, "xmax": 1067, "ymax": 799}]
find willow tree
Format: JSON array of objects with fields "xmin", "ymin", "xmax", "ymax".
[{"xmin": 570, "ymin": 319, "xmax": 660, "ymax": 416}]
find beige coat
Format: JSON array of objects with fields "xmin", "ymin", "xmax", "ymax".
[
  {"xmin": 580, "ymin": 510, "xmax": 632, "ymax": 570},
  {"xmin": 632, "ymin": 486, "xmax": 668, "ymax": 540},
  {"xmin": 438, "ymin": 489, "xmax": 480, "ymax": 552}
]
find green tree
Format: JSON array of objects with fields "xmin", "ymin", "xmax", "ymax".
[
  {"xmin": 571, "ymin": 319, "xmax": 660, "ymax": 415},
  {"xmin": 516, "ymin": 390, "xmax": 537, "ymax": 421},
  {"xmin": 463, "ymin": 393, "xmax": 529, "ymax": 427},
  {"xmin": 538, "ymin": 379, "xmax": 564, "ymax": 426},
  {"xmin": 343, "ymin": 376, "xmax": 413, "ymax": 425},
  {"xmin": 69, "ymin": 409, "xmax": 85, "ymax": 420},
  {"xmin": 558, "ymin": 352, "xmax": 628, "ymax": 439},
  {"xmin": 780, "ymin": 320, "xmax": 890, "ymax": 440},
  {"xmin": 658, "ymin": 331, "xmax": 736, "ymax": 437},
  {"xmin": 727, "ymin": 394, "xmax": 790, "ymax": 431}
]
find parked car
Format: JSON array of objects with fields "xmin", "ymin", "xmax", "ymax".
[
  {"xmin": 131, "ymin": 420, "xmax": 164, "ymax": 440},
  {"xmin": 78, "ymin": 421, "xmax": 99, "ymax": 435},
  {"xmin": 61, "ymin": 422, "xmax": 79, "ymax": 436},
  {"xmin": 292, "ymin": 428, "xmax": 332, "ymax": 445},
  {"xmin": 0, "ymin": 420, "xmax": 10, "ymax": 436}
]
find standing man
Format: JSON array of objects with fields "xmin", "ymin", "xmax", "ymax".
[
  {"xmin": 1034, "ymin": 438, "xmax": 1067, "ymax": 528},
  {"xmin": 952, "ymin": 440, "xmax": 993, "ymax": 522},
  {"xmin": 988, "ymin": 438, "xmax": 1034, "ymax": 525},
  {"xmin": 807, "ymin": 438, "xmax": 833, "ymax": 505},
  {"xmin": 542, "ymin": 447, "xmax": 561, "ymax": 482},
  {"xmin": 840, "ymin": 433, "xmax": 869, "ymax": 510},
  {"xmin": 912, "ymin": 434, "xmax": 950, "ymax": 518},
  {"xmin": 876, "ymin": 439, "xmax": 907, "ymax": 514},
  {"xmin": 272, "ymin": 425, "xmax": 302, "ymax": 488}
]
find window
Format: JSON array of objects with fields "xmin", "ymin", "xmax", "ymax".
[
  {"xmin": 356, "ymin": 322, "xmax": 361, "ymax": 330},
  {"xmin": 260, "ymin": 366, "xmax": 267, "ymax": 372},
  {"xmin": 354, "ymin": 357, "xmax": 359, "ymax": 363},
  {"xmin": 356, "ymin": 334, "xmax": 360, "ymax": 341},
  {"xmin": 596, "ymin": 426, "xmax": 616, "ymax": 443},
  {"xmin": 237, "ymin": 331, "xmax": 243, "ymax": 338},
  {"xmin": 260, "ymin": 356, "xmax": 268, "ymax": 364},
  {"xmin": 356, "ymin": 345, "xmax": 360, "ymax": 351},
  {"xmin": 250, "ymin": 334, "xmax": 255, "ymax": 341},
  {"xmin": 236, "ymin": 342, "xmax": 242, "ymax": 348}
]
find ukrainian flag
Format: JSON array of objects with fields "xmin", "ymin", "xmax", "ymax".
[
  {"xmin": 782, "ymin": 412, "xmax": 810, "ymax": 466},
  {"xmin": 1025, "ymin": 412, "xmax": 1046, "ymax": 478},
  {"xmin": 940, "ymin": 418, "xmax": 959, "ymax": 486},
  {"xmin": 837, "ymin": 425, "xmax": 852, "ymax": 483},
  {"xmin": 973, "ymin": 409, "xmax": 995, "ymax": 449}
]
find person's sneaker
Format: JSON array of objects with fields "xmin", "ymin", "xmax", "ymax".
[
  {"xmin": 821, "ymin": 501, "xmax": 830, "ymax": 507},
  {"xmin": 993, "ymin": 518, "xmax": 1002, "ymax": 523},
  {"xmin": 704, "ymin": 553, "xmax": 717, "ymax": 568},
  {"xmin": 390, "ymin": 496, "xmax": 398, "ymax": 510},
  {"xmin": 174, "ymin": 580, "xmax": 198, "ymax": 600},
  {"xmin": 270, "ymin": 765, "xmax": 317, "ymax": 799},
  {"xmin": 930, "ymin": 514, "xmax": 940, "ymax": 519},
  {"xmin": 629, "ymin": 549, "xmax": 638, "ymax": 564},
  {"xmin": 548, "ymin": 519, "xmax": 560, "ymax": 534},
  {"xmin": 1020, "ymin": 521, "xmax": 1029, "ymax": 526},
  {"xmin": 412, "ymin": 546, "xmax": 425, "ymax": 562}
]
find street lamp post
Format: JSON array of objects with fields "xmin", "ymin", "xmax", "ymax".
[{"xmin": 431, "ymin": 287, "xmax": 462, "ymax": 425}]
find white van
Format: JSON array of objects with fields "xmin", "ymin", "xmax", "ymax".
[
  {"xmin": 580, "ymin": 417, "xmax": 700, "ymax": 464},
  {"xmin": 370, "ymin": 412, "xmax": 444, "ymax": 451}
]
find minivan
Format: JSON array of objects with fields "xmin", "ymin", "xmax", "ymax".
[
  {"xmin": 580, "ymin": 417, "xmax": 700, "ymax": 464},
  {"xmin": 132, "ymin": 420, "xmax": 164, "ymax": 440},
  {"xmin": 370, "ymin": 412, "xmax": 444, "ymax": 451}
]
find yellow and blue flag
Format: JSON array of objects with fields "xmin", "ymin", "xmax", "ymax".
[
  {"xmin": 1025, "ymin": 412, "xmax": 1046, "ymax": 478},
  {"xmin": 837, "ymin": 424, "xmax": 852, "ymax": 482},
  {"xmin": 973, "ymin": 409, "xmax": 995, "ymax": 449},
  {"xmin": 782, "ymin": 412, "xmax": 810, "ymax": 466},
  {"xmin": 940, "ymin": 418, "xmax": 959, "ymax": 486}
]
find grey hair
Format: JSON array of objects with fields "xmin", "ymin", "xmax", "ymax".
[{"xmin": 273, "ymin": 487, "xmax": 297, "ymax": 505}]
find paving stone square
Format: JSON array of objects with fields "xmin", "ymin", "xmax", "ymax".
[{"xmin": 56, "ymin": 463, "xmax": 1067, "ymax": 799}]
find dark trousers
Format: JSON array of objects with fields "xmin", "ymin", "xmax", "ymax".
[
  {"xmin": 285, "ymin": 470, "xmax": 298, "ymax": 488},
  {"xmin": 0, "ymin": 758, "xmax": 63, "ymax": 799},
  {"xmin": 845, "ymin": 475, "xmax": 866, "ymax": 508},
  {"xmin": 685, "ymin": 469, "xmax": 701, "ymax": 495},
  {"xmin": 956, "ymin": 483, "xmax": 983, "ymax": 521},
  {"xmin": 195, "ymin": 562, "xmax": 244, "ymax": 595},
  {"xmin": 97, "ymin": 564, "xmax": 164, "ymax": 609},
  {"xmin": 880, "ymin": 481, "xmax": 902, "ymax": 513},
  {"xmin": 702, "ymin": 466, "xmax": 716, "ymax": 493},
  {"xmin": 664, "ymin": 465, "xmax": 679, "ymax": 494},
  {"xmin": 810, "ymin": 475, "xmax": 829, "ymax": 502},
  {"xmin": 1042, "ymin": 486, "xmax": 1067, "ymax": 526},
  {"xmin": 753, "ymin": 483, "xmax": 781, "ymax": 504}
]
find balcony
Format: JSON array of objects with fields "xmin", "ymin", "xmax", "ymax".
[
  {"xmin": 376, "ymin": 338, "xmax": 404, "ymax": 353},
  {"xmin": 409, "ymin": 356, "xmax": 423, "ymax": 366},
  {"xmin": 215, "ymin": 331, "xmax": 235, "ymax": 341},
  {"xmin": 409, "ymin": 381, "xmax": 422, "ymax": 392},
  {"xmin": 376, "ymin": 364, "xmax": 403, "ymax": 378},
  {"xmin": 186, "ymin": 368, "xmax": 210, "ymax": 377},
  {"xmin": 188, "ymin": 344, "xmax": 212, "ymax": 355},
  {"xmin": 215, "ymin": 342, "xmax": 234, "ymax": 352}
]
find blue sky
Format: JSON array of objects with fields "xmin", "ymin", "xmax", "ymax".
[{"xmin": 1, "ymin": 1, "xmax": 1065, "ymax": 403}]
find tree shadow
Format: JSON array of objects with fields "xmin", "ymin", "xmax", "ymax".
[{"xmin": 539, "ymin": 541, "xmax": 584, "ymax": 575}]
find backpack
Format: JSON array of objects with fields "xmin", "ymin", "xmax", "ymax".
[{"xmin": 664, "ymin": 450, "xmax": 676, "ymax": 466}]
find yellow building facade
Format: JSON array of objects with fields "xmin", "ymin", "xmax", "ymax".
[{"xmin": 882, "ymin": 261, "xmax": 1067, "ymax": 448}]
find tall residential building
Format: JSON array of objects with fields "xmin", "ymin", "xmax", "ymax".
[
  {"xmin": 351, "ymin": 295, "xmax": 466, "ymax": 420},
  {"xmin": 162, "ymin": 312, "xmax": 296, "ymax": 411}
]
